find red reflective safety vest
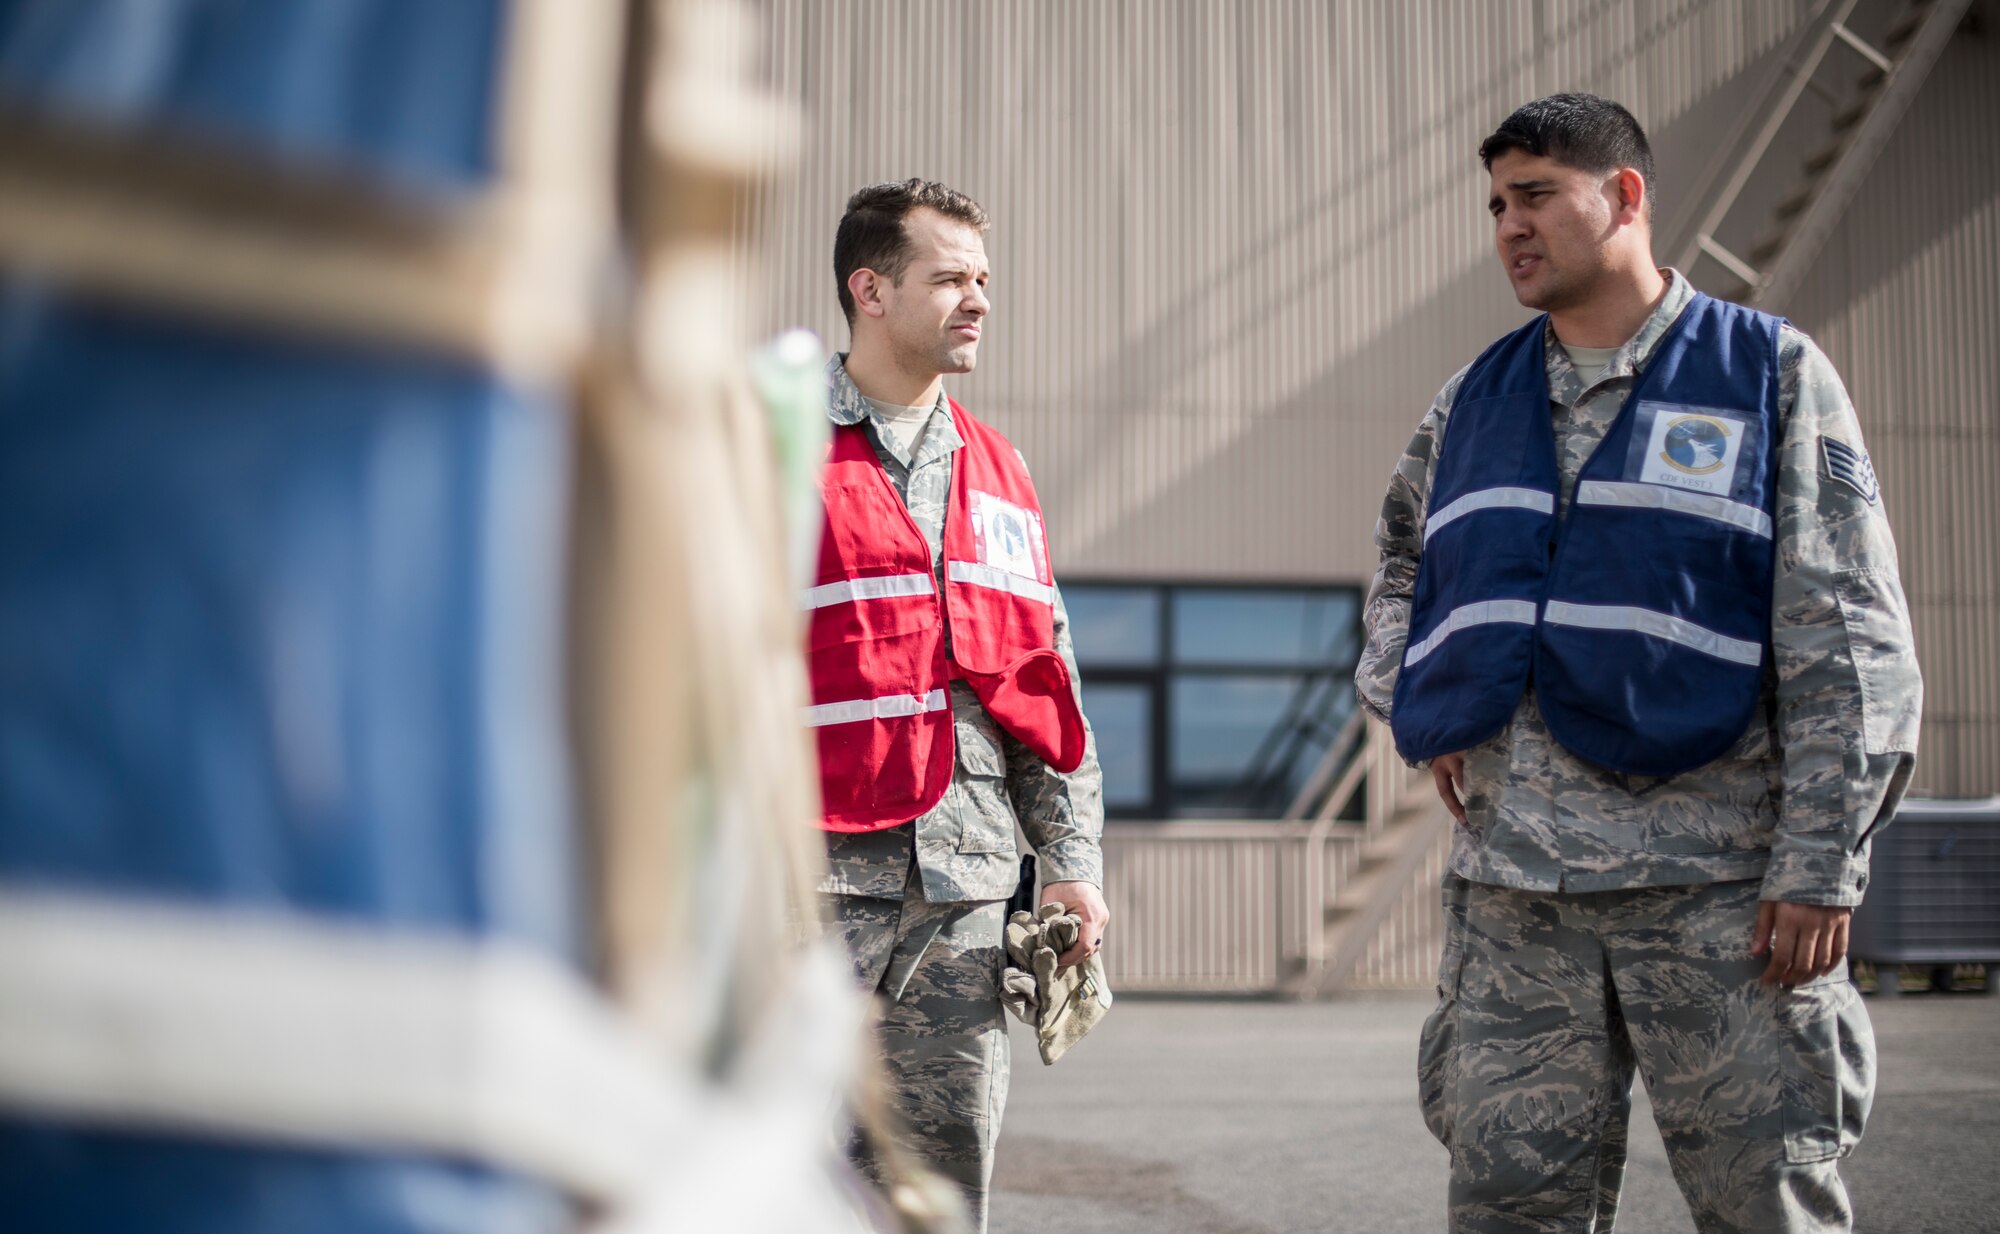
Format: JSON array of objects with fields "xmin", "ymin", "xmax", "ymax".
[{"xmin": 806, "ymin": 399, "xmax": 1087, "ymax": 832}]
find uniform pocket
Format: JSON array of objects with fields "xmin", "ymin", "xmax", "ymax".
[
  {"xmin": 1416, "ymin": 997, "xmax": 1459, "ymax": 1150},
  {"xmin": 1834, "ymin": 568, "xmax": 1921, "ymax": 756},
  {"xmin": 952, "ymin": 789, "xmax": 1016, "ymax": 854},
  {"xmin": 1417, "ymin": 877, "xmax": 1471, "ymax": 1149},
  {"xmin": 1779, "ymin": 967, "xmax": 1875, "ymax": 1164},
  {"xmin": 952, "ymin": 708, "xmax": 1016, "ymax": 854},
  {"xmin": 1433, "ymin": 879, "xmax": 1469, "ymax": 999},
  {"xmin": 955, "ymin": 708, "xmax": 1009, "ymax": 778}
]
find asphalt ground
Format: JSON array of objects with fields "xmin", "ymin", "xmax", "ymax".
[{"xmin": 990, "ymin": 987, "xmax": 2000, "ymax": 1234}]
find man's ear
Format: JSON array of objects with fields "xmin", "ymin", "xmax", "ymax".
[
  {"xmin": 848, "ymin": 268, "xmax": 889, "ymax": 319},
  {"xmin": 1613, "ymin": 168, "xmax": 1648, "ymax": 226}
]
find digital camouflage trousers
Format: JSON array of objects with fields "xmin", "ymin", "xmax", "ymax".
[
  {"xmin": 1420, "ymin": 875, "xmax": 1874, "ymax": 1234},
  {"xmin": 827, "ymin": 875, "xmax": 1010, "ymax": 1233}
]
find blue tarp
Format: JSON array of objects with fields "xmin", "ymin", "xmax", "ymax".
[
  {"xmin": 0, "ymin": 287, "xmax": 578, "ymax": 946},
  {"xmin": 0, "ymin": 3, "xmax": 590, "ymax": 1222},
  {"xmin": 0, "ymin": 1123, "xmax": 570, "ymax": 1234},
  {"xmin": 0, "ymin": 0, "xmax": 507, "ymax": 193},
  {"xmin": 0, "ymin": 288, "xmax": 583, "ymax": 1233}
]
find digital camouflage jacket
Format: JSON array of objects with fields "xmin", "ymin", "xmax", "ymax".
[{"xmin": 1357, "ymin": 272, "xmax": 1922, "ymax": 906}]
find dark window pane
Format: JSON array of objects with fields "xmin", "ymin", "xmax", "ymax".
[
  {"xmin": 1066, "ymin": 585, "xmax": 1161, "ymax": 667},
  {"xmin": 1171, "ymin": 588, "xmax": 1360, "ymax": 667},
  {"xmin": 1081, "ymin": 682, "xmax": 1152, "ymax": 810},
  {"xmin": 1168, "ymin": 674, "xmax": 1354, "ymax": 817}
]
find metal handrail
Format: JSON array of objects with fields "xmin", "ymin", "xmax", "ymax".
[
  {"xmin": 1293, "ymin": 714, "xmax": 1434, "ymax": 974},
  {"xmin": 1283, "ymin": 706, "xmax": 1369, "ymax": 822},
  {"xmin": 1298, "ymin": 725, "xmax": 1371, "ymax": 970}
]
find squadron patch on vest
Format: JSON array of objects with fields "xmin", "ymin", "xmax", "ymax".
[
  {"xmin": 1632, "ymin": 401, "xmax": 1751, "ymax": 497},
  {"xmin": 969, "ymin": 489, "xmax": 1047, "ymax": 582},
  {"xmin": 1822, "ymin": 437, "xmax": 1880, "ymax": 505}
]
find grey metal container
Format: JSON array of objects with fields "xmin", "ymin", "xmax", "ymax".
[{"xmin": 1850, "ymin": 797, "xmax": 2000, "ymax": 993}]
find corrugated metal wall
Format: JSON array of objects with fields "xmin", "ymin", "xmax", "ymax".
[{"xmin": 732, "ymin": 0, "xmax": 1996, "ymax": 796}]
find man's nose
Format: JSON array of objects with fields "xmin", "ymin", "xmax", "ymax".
[
  {"xmin": 1497, "ymin": 209, "xmax": 1531, "ymax": 242},
  {"xmin": 964, "ymin": 283, "xmax": 990, "ymax": 316}
]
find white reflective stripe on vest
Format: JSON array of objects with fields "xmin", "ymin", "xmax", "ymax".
[
  {"xmin": 946, "ymin": 559, "xmax": 1056, "ymax": 606},
  {"xmin": 0, "ymin": 891, "xmax": 688, "ymax": 1205},
  {"xmin": 800, "ymin": 572, "xmax": 935, "ymax": 611},
  {"xmin": 1575, "ymin": 481, "xmax": 1773, "ymax": 540},
  {"xmin": 1423, "ymin": 486, "xmax": 1555, "ymax": 543},
  {"xmin": 1543, "ymin": 600, "xmax": 1763, "ymax": 666},
  {"xmin": 1403, "ymin": 599, "xmax": 1539, "ymax": 666},
  {"xmin": 804, "ymin": 688, "xmax": 950, "ymax": 728}
]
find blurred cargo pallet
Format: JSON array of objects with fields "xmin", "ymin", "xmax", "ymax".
[
  {"xmin": 1853, "ymin": 959, "xmax": 1998, "ymax": 997},
  {"xmin": 1850, "ymin": 797, "xmax": 2000, "ymax": 998}
]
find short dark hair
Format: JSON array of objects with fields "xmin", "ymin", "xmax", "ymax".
[
  {"xmin": 1479, "ymin": 93, "xmax": 1656, "ymax": 220},
  {"xmin": 833, "ymin": 179, "xmax": 989, "ymax": 325}
]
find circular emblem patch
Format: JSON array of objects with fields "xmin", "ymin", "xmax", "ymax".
[
  {"xmin": 1660, "ymin": 414, "xmax": 1731, "ymax": 475},
  {"xmin": 991, "ymin": 510, "xmax": 1028, "ymax": 561}
]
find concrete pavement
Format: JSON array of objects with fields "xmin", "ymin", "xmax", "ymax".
[{"xmin": 991, "ymin": 989, "xmax": 2000, "ymax": 1234}]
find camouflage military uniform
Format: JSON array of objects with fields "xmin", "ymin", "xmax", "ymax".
[
  {"xmin": 819, "ymin": 356, "xmax": 1104, "ymax": 1232},
  {"xmin": 1357, "ymin": 272, "xmax": 1921, "ymax": 1232}
]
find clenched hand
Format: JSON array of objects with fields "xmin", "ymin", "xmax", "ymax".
[
  {"xmin": 1753, "ymin": 900, "xmax": 1852, "ymax": 986},
  {"xmin": 1040, "ymin": 879, "xmax": 1109, "ymax": 969}
]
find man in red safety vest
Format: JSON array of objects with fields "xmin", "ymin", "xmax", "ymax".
[{"xmin": 808, "ymin": 178, "xmax": 1108, "ymax": 1230}]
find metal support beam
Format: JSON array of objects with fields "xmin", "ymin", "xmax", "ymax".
[
  {"xmin": 1663, "ymin": 1, "xmax": 1837, "ymax": 268},
  {"xmin": 1673, "ymin": 0, "xmax": 1858, "ymax": 274},
  {"xmin": 1830, "ymin": 20, "xmax": 1895, "ymax": 75},
  {"xmin": 1699, "ymin": 234, "xmax": 1764, "ymax": 289},
  {"xmin": 1757, "ymin": 0, "xmax": 1975, "ymax": 309}
]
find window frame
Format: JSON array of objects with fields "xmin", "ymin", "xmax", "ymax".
[{"xmin": 1063, "ymin": 577, "xmax": 1363, "ymax": 820}]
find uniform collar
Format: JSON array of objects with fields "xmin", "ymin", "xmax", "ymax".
[
  {"xmin": 825, "ymin": 353, "xmax": 871, "ymax": 426},
  {"xmin": 826, "ymin": 353, "xmax": 963, "ymax": 464},
  {"xmin": 1543, "ymin": 268, "xmax": 1697, "ymax": 403}
]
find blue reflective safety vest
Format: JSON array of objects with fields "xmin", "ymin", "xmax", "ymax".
[{"xmin": 1390, "ymin": 292, "xmax": 1783, "ymax": 777}]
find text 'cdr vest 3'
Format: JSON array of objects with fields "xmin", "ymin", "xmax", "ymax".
[
  {"xmin": 1392, "ymin": 292, "xmax": 1783, "ymax": 778},
  {"xmin": 806, "ymin": 398, "xmax": 1087, "ymax": 832}
]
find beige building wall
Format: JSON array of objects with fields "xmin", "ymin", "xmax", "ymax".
[{"xmin": 733, "ymin": 0, "xmax": 1999, "ymax": 797}]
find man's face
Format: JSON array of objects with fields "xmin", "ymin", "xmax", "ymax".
[
  {"xmin": 1487, "ymin": 149, "xmax": 1623, "ymax": 313},
  {"xmin": 878, "ymin": 207, "xmax": 990, "ymax": 377}
]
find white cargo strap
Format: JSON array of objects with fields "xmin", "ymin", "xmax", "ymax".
[
  {"xmin": 946, "ymin": 559, "xmax": 1056, "ymax": 606},
  {"xmin": 1403, "ymin": 599, "xmax": 1538, "ymax": 666},
  {"xmin": 799, "ymin": 572, "xmax": 934, "ymax": 611},
  {"xmin": 1423, "ymin": 486, "xmax": 1555, "ymax": 543},
  {"xmin": 803, "ymin": 688, "xmax": 948, "ymax": 728},
  {"xmin": 0, "ymin": 891, "xmax": 690, "ymax": 1205},
  {"xmin": 1543, "ymin": 600, "xmax": 1763, "ymax": 666},
  {"xmin": 597, "ymin": 942, "xmax": 880, "ymax": 1234},
  {"xmin": 1575, "ymin": 481, "xmax": 1773, "ymax": 540}
]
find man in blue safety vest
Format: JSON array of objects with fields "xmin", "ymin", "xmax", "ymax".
[{"xmin": 1357, "ymin": 93, "xmax": 1922, "ymax": 1233}]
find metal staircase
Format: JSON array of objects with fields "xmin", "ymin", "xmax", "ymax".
[
  {"xmin": 1674, "ymin": 0, "xmax": 1976, "ymax": 310},
  {"xmin": 1279, "ymin": 713, "xmax": 1451, "ymax": 998}
]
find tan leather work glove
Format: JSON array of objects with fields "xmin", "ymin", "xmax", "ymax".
[
  {"xmin": 1008, "ymin": 896, "xmax": 1120, "ymax": 1056},
  {"xmin": 1001, "ymin": 907, "xmax": 1048, "ymax": 1026}
]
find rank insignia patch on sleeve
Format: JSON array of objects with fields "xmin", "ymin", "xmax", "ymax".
[{"xmin": 1822, "ymin": 437, "xmax": 1879, "ymax": 505}]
